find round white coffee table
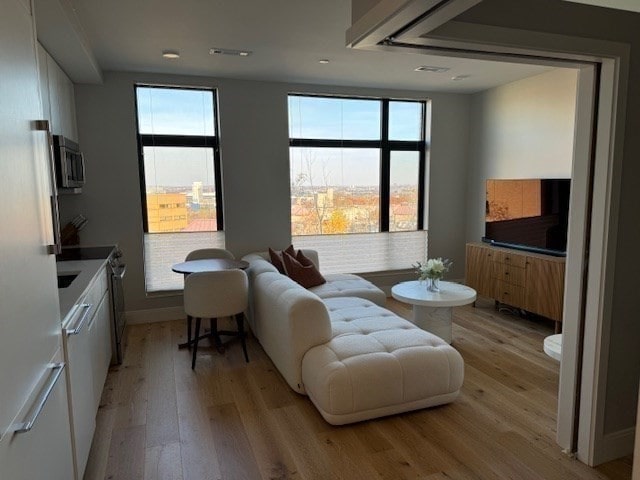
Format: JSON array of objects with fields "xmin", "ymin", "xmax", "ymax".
[{"xmin": 391, "ymin": 280, "xmax": 477, "ymax": 344}]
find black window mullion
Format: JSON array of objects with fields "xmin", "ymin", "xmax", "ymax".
[
  {"xmin": 139, "ymin": 134, "xmax": 216, "ymax": 148},
  {"xmin": 134, "ymin": 86, "xmax": 150, "ymax": 233},
  {"xmin": 380, "ymin": 99, "xmax": 390, "ymax": 232},
  {"xmin": 213, "ymin": 141, "xmax": 224, "ymax": 230},
  {"xmin": 417, "ymin": 103, "xmax": 427, "ymax": 230},
  {"xmin": 289, "ymin": 138, "xmax": 380, "ymax": 149}
]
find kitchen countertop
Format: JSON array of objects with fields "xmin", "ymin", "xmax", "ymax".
[{"xmin": 57, "ymin": 259, "xmax": 109, "ymax": 324}]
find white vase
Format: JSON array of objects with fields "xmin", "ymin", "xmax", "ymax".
[{"xmin": 427, "ymin": 277, "xmax": 440, "ymax": 292}]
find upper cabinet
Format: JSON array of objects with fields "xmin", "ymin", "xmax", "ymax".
[{"xmin": 37, "ymin": 43, "xmax": 78, "ymax": 142}]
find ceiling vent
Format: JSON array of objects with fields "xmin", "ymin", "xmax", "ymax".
[
  {"xmin": 209, "ymin": 48, "xmax": 252, "ymax": 57},
  {"xmin": 414, "ymin": 65, "xmax": 450, "ymax": 72}
]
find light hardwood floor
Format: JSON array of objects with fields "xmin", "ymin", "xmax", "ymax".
[{"xmin": 84, "ymin": 297, "xmax": 633, "ymax": 480}]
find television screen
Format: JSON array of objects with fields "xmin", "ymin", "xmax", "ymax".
[{"xmin": 483, "ymin": 178, "xmax": 570, "ymax": 256}]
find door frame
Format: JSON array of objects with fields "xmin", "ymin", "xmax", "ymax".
[{"xmin": 349, "ymin": 2, "xmax": 630, "ymax": 465}]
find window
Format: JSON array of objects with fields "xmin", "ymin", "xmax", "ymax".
[
  {"xmin": 288, "ymin": 95, "xmax": 428, "ymax": 273},
  {"xmin": 135, "ymin": 85, "xmax": 224, "ymax": 292}
]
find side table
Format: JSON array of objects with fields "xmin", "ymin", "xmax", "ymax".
[{"xmin": 391, "ymin": 280, "xmax": 476, "ymax": 344}]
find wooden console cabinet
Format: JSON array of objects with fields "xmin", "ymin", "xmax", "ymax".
[{"xmin": 465, "ymin": 243, "xmax": 566, "ymax": 330}]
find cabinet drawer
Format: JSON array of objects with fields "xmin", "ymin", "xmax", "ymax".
[
  {"xmin": 497, "ymin": 281, "xmax": 525, "ymax": 308},
  {"xmin": 492, "ymin": 264, "xmax": 525, "ymax": 286},
  {"xmin": 494, "ymin": 251, "xmax": 527, "ymax": 268},
  {"xmin": 85, "ymin": 270, "xmax": 108, "ymax": 307}
]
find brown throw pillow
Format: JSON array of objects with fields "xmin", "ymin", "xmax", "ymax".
[
  {"xmin": 296, "ymin": 249, "xmax": 315, "ymax": 267},
  {"xmin": 268, "ymin": 245, "xmax": 296, "ymax": 274},
  {"xmin": 282, "ymin": 251, "xmax": 326, "ymax": 288}
]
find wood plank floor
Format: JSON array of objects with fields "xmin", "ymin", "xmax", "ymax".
[{"xmin": 84, "ymin": 297, "xmax": 633, "ymax": 480}]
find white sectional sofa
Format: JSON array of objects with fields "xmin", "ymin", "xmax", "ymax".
[{"xmin": 242, "ymin": 251, "xmax": 464, "ymax": 425}]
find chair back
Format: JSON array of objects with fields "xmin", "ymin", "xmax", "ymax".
[
  {"xmin": 185, "ymin": 248, "xmax": 235, "ymax": 261},
  {"xmin": 184, "ymin": 270, "xmax": 248, "ymax": 319}
]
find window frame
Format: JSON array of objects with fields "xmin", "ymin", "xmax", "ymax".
[
  {"xmin": 288, "ymin": 93, "xmax": 427, "ymax": 233},
  {"xmin": 134, "ymin": 84, "xmax": 224, "ymax": 233}
]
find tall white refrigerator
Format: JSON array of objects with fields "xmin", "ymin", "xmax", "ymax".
[{"xmin": 0, "ymin": 0, "xmax": 74, "ymax": 478}]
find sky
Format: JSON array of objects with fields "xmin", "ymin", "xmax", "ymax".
[{"xmin": 137, "ymin": 87, "xmax": 424, "ymax": 188}]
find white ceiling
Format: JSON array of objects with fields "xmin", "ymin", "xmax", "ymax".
[{"xmin": 55, "ymin": 0, "xmax": 558, "ymax": 93}]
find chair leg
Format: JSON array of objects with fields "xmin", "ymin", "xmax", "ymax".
[
  {"xmin": 236, "ymin": 313, "xmax": 249, "ymax": 363},
  {"xmin": 187, "ymin": 315, "xmax": 193, "ymax": 350},
  {"xmin": 192, "ymin": 317, "xmax": 201, "ymax": 370}
]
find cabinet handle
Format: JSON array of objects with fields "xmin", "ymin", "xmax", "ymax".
[
  {"xmin": 13, "ymin": 363, "xmax": 65, "ymax": 434},
  {"xmin": 505, "ymin": 271, "xmax": 510, "ymax": 276},
  {"xmin": 65, "ymin": 303, "xmax": 93, "ymax": 336},
  {"xmin": 35, "ymin": 120, "xmax": 62, "ymax": 255}
]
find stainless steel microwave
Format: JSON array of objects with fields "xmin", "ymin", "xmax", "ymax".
[{"xmin": 53, "ymin": 135, "xmax": 85, "ymax": 189}]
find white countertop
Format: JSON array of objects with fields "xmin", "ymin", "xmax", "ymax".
[{"xmin": 57, "ymin": 259, "xmax": 109, "ymax": 324}]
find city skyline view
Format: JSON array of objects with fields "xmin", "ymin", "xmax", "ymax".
[{"xmin": 137, "ymin": 87, "xmax": 425, "ymax": 235}]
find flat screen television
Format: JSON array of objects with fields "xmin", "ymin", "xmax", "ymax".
[{"xmin": 482, "ymin": 178, "xmax": 570, "ymax": 257}]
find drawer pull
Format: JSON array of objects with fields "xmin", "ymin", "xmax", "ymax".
[
  {"xmin": 504, "ymin": 271, "xmax": 509, "ymax": 276},
  {"xmin": 14, "ymin": 363, "xmax": 65, "ymax": 434},
  {"xmin": 65, "ymin": 303, "xmax": 93, "ymax": 336}
]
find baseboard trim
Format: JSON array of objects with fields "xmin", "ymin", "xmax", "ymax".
[
  {"xmin": 126, "ymin": 306, "xmax": 184, "ymax": 325},
  {"xmin": 587, "ymin": 427, "xmax": 636, "ymax": 466}
]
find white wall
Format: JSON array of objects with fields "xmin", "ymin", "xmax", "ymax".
[
  {"xmin": 466, "ymin": 68, "xmax": 578, "ymax": 242},
  {"xmin": 70, "ymin": 72, "xmax": 471, "ymax": 313}
]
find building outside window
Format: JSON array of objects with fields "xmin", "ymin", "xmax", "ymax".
[
  {"xmin": 135, "ymin": 85, "xmax": 224, "ymax": 292},
  {"xmin": 288, "ymin": 94, "xmax": 429, "ymax": 273}
]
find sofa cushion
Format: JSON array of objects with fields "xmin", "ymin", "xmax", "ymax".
[
  {"xmin": 301, "ymin": 297, "xmax": 464, "ymax": 425},
  {"xmin": 309, "ymin": 273, "xmax": 386, "ymax": 306}
]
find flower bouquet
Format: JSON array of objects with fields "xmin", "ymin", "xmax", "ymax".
[{"xmin": 413, "ymin": 258, "xmax": 452, "ymax": 292}]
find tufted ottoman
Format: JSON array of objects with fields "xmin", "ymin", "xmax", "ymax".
[
  {"xmin": 308, "ymin": 274, "xmax": 387, "ymax": 306},
  {"xmin": 301, "ymin": 297, "xmax": 464, "ymax": 425}
]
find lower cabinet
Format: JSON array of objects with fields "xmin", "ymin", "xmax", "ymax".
[
  {"xmin": 0, "ymin": 349, "xmax": 75, "ymax": 480},
  {"xmin": 63, "ymin": 268, "xmax": 112, "ymax": 479},
  {"xmin": 465, "ymin": 243, "xmax": 566, "ymax": 329},
  {"xmin": 465, "ymin": 244, "xmax": 495, "ymax": 298}
]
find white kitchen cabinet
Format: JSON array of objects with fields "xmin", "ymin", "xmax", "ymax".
[
  {"xmin": 37, "ymin": 43, "xmax": 51, "ymax": 127},
  {"xmin": 0, "ymin": 350, "xmax": 74, "ymax": 480},
  {"xmin": 37, "ymin": 42, "xmax": 78, "ymax": 142},
  {"xmin": 62, "ymin": 265, "xmax": 111, "ymax": 479},
  {"xmin": 91, "ymin": 287, "xmax": 112, "ymax": 411},
  {"xmin": 0, "ymin": 0, "xmax": 74, "ymax": 478}
]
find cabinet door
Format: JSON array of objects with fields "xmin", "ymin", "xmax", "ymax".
[
  {"xmin": 66, "ymin": 308, "xmax": 98, "ymax": 479},
  {"xmin": 465, "ymin": 244, "xmax": 495, "ymax": 298},
  {"xmin": 91, "ymin": 291, "xmax": 112, "ymax": 411},
  {"xmin": 0, "ymin": 351, "xmax": 74, "ymax": 480},
  {"xmin": 525, "ymin": 256, "xmax": 565, "ymax": 321},
  {"xmin": 46, "ymin": 55, "xmax": 78, "ymax": 141},
  {"xmin": 36, "ymin": 44, "xmax": 51, "ymax": 126}
]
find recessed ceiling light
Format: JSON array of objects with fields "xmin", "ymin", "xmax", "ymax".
[
  {"xmin": 414, "ymin": 65, "xmax": 450, "ymax": 73},
  {"xmin": 451, "ymin": 75, "xmax": 471, "ymax": 81},
  {"xmin": 319, "ymin": 59, "xmax": 330, "ymax": 64},
  {"xmin": 209, "ymin": 47, "xmax": 252, "ymax": 57},
  {"xmin": 162, "ymin": 50, "xmax": 180, "ymax": 59}
]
